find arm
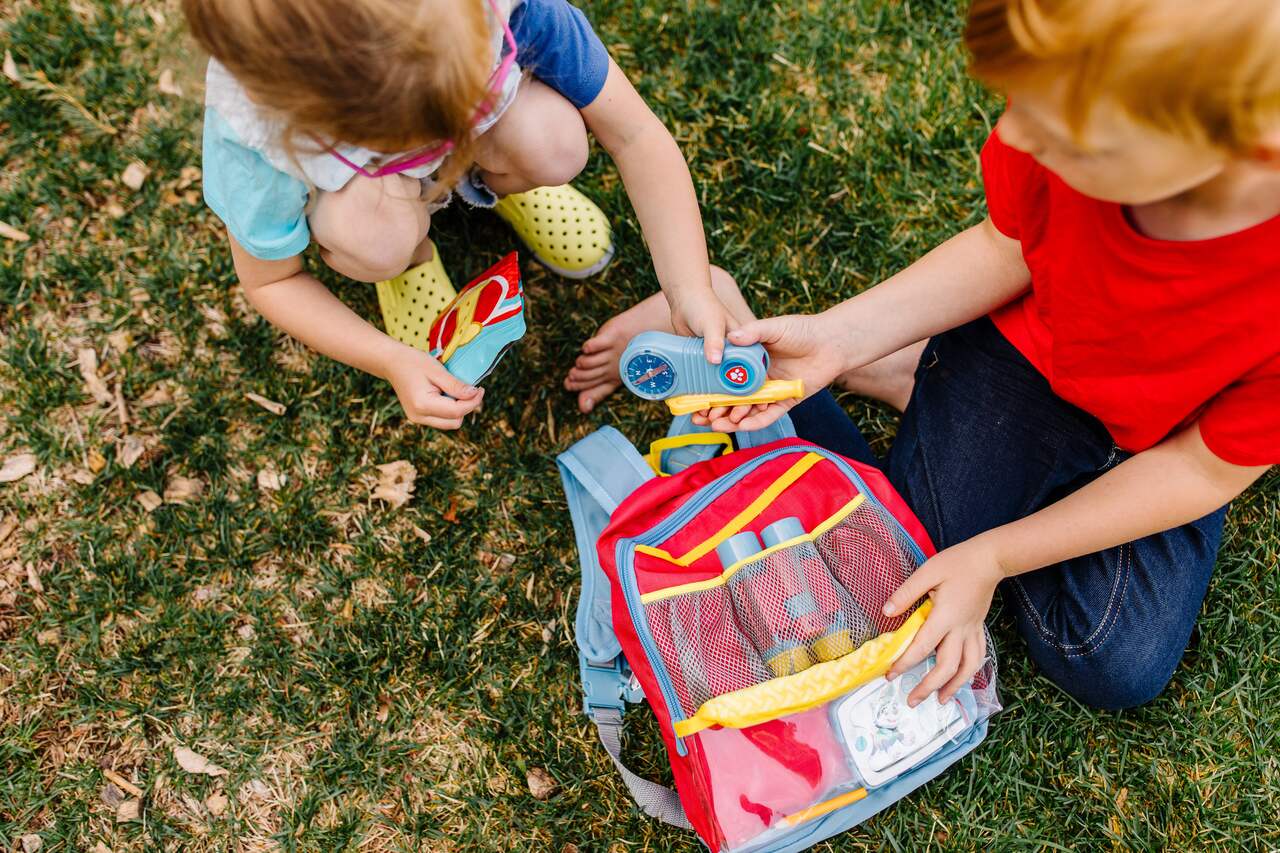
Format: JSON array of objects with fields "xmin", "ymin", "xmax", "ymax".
[
  {"xmin": 228, "ymin": 235, "xmax": 483, "ymax": 429},
  {"xmin": 581, "ymin": 58, "xmax": 735, "ymax": 361},
  {"xmin": 698, "ymin": 217, "xmax": 1030, "ymax": 430},
  {"xmin": 884, "ymin": 423, "xmax": 1271, "ymax": 705}
]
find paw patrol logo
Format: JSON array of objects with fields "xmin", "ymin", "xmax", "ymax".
[{"xmin": 724, "ymin": 363, "xmax": 750, "ymax": 386}]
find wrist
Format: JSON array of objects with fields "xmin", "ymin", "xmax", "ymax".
[
  {"xmin": 814, "ymin": 306, "xmax": 868, "ymax": 374},
  {"xmin": 969, "ymin": 529, "xmax": 1017, "ymax": 580}
]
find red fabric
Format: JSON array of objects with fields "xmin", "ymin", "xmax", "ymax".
[
  {"xmin": 596, "ymin": 439, "xmax": 935, "ymax": 849},
  {"xmin": 983, "ymin": 131, "xmax": 1280, "ymax": 466}
]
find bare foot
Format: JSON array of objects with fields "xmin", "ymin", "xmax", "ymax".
[
  {"xmin": 836, "ymin": 340, "xmax": 926, "ymax": 412},
  {"xmin": 564, "ymin": 267, "xmax": 755, "ymax": 413},
  {"xmin": 564, "ymin": 291, "xmax": 675, "ymax": 412}
]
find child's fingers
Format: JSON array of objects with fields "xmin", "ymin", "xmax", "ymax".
[
  {"xmin": 729, "ymin": 403, "xmax": 754, "ymax": 422},
  {"xmin": 883, "ymin": 560, "xmax": 937, "ymax": 618},
  {"xmin": 908, "ymin": 632, "xmax": 962, "ymax": 706},
  {"xmin": 886, "ymin": 615, "xmax": 944, "ymax": 681},
  {"xmin": 421, "ymin": 359, "xmax": 482, "ymax": 400},
  {"xmin": 938, "ymin": 632, "xmax": 983, "ymax": 703},
  {"xmin": 409, "ymin": 390, "xmax": 484, "ymax": 421}
]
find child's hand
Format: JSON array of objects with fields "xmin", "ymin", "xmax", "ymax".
[
  {"xmin": 692, "ymin": 313, "xmax": 848, "ymax": 432},
  {"xmin": 881, "ymin": 536, "xmax": 1004, "ymax": 706},
  {"xmin": 382, "ymin": 345, "xmax": 485, "ymax": 430},
  {"xmin": 666, "ymin": 286, "xmax": 739, "ymax": 364}
]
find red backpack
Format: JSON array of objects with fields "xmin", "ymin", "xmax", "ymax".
[{"xmin": 560, "ymin": 424, "xmax": 999, "ymax": 851}]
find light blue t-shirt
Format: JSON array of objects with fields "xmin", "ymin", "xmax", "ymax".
[{"xmin": 202, "ymin": 0, "xmax": 611, "ymax": 260}]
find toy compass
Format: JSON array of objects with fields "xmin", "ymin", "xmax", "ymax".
[{"xmin": 620, "ymin": 331, "xmax": 804, "ymax": 415}]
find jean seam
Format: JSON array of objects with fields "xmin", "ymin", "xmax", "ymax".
[{"xmin": 1010, "ymin": 541, "xmax": 1130, "ymax": 656}]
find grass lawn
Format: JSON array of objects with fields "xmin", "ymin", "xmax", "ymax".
[{"xmin": 2, "ymin": 0, "xmax": 1277, "ymax": 850}]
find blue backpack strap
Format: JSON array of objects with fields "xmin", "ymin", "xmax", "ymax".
[
  {"xmin": 733, "ymin": 412, "xmax": 797, "ymax": 448},
  {"xmin": 557, "ymin": 426, "xmax": 653, "ymax": 669},
  {"xmin": 558, "ymin": 427, "xmax": 692, "ymax": 829}
]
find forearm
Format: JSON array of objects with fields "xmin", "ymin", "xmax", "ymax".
[
  {"xmin": 822, "ymin": 218, "xmax": 1030, "ymax": 370},
  {"xmin": 243, "ymin": 271, "xmax": 402, "ymax": 379},
  {"xmin": 980, "ymin": 425, "xmax": 1269, "ymax": 577},
  {"xmin": 611, "ymin": 123, "xmax": 712, "ymax": 296},
  {"xmin": 585, "ymin": 59, "xmax": 712, "ymax": 299}
]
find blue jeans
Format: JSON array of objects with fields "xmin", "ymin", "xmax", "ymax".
[{"xmin": 789, "ymin": 318, "xmax": 1226, "ymax": 709}]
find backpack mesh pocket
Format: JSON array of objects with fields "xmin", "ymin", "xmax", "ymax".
[
  {"xmin": 814, "ymin": 499, "xmax": 924, "ymax": 635},
  {"xmin": 645, "ymin": 587, "xmax": 771, "ymax": 713},
  {"xmin": 726, "ymin": 541, "xmax": 876, "ymax": 678}
]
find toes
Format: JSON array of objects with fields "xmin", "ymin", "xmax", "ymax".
[
  {"xmin": 574, "ymin": 350, "xmax": 615, "ymax": 370},
  {"xmin": 578, "ymin": 380, "xmax": 620, "ymax": 413},
  {"xmin": 567, "ymin": 365, "xmax": 612, "ymax": 385}
]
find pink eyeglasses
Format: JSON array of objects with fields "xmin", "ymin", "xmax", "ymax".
[{"xmin": 327, "ymin": 0, "xmax": 518, "ymax": 179}]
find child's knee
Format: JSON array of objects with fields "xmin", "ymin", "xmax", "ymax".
[
  {"xmin": 525, "ymin": 121, "xmax": 589, "ymax": 187},
  {"xmin": 313, "ymin": 175, "xmax": 425, "ymax": 280},
  {"xmin": 709, "ymin": 266, "xmax": 741, "ymax": 299}
]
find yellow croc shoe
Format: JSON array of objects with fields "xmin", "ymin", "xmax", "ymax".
[
  {"xmin": 374, "ymin": 243, "xmax": 457, "ymax": 352},
  {"xmin": 493, "ymin": 184, "xmax": 614, "ymax": 279}
]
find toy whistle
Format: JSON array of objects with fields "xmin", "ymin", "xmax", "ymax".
[{"xmin": 619, "ymin": 331, "xmax": 804, "ymax": 415}]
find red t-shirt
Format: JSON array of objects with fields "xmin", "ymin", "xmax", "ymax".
[{"xmin": 983, "ymin": 132, "xmax": 1280, "ymax": 466}]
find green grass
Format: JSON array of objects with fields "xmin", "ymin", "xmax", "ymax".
[{"xmin": 1, "ymin": 0, "xmax": 1277, "ymax": 850}]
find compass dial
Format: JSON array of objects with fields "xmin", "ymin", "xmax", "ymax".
[{"xmin": 625, "ymin": 352, "xmax": 677, "ymax": 399}]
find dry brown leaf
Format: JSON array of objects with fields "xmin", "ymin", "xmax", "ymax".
[
  {"xmin": 256, "ymin": 468, "xmax": 286, "ymax": 491},
  {"xmin": 441, "ymin": 494, "xmax": 459, "ymax": 524},
  {"xmin": 164, "ymin": 476, "xmax": 205, "ymax": 505},
  {"xmin": 68, "ymin": 468, "xmax": 96, "ymax": 485},
  {"xmin": 157, "ymin": 68, "xmax": 183, "ymax": 97},
  {"xmin": 0, "ymin": 220, "xmax": 30, "ymax": 242},
  {"xmin": 411, "ymin": 525, "xmax": 432, "ymax": 544},
  {"xmin": 1, "ymin": 453, "xmax": 37, "ymax": 483},
  {"xmin": 121, "ymin": 161, "xmax": 150, "ymax": 191},
  {"xmin": 245, "ymin": 392, "xmax": 285, "ymax": 416},
  {"xmin": 371, "ymin": 460, "xmax": 416, "ymax": 509},
  {"xmin": 526, "ymin": 767, "xmax": 558, "ymax": 800},
  {"xmin": 20, "ymin": 835, "xmax": 42, "ymax": 853},
  {"xmin": 100, "ymin": 782, "xmax": 124, "ymax": 808},
  {"xmin": 36, "ymin": 628, "xmax": 60, "ymax": 645},
  {"xmin": 0, "ymin": 516, "xmax": 16, "ymax": 544},
  {"xmin": 117, "ymin": 435, "xmax": 146, "ymax": 468},
  {"xmin": 26, "ymin": 563, "xmax": 43, "ymax": 593},
  {"xmin": 2, "ymin": 50, "xmax": 18, "ymax": 83},
  {"xmin": 136, "ymin": 490, "xmax": 163, "ymax": 512},
  {"xmin": 107, "ymin": 328, "xmax": 133, "ymax": 354},
  {"xmin": 92, "ymin": 843, "xmax": 113, "ymax": 853},
  {"xmin": 77, "ymin": 348, "xmax": 114, "ymax": 404},
  {"xmin": 173, "ymin": 746, "xmax": 228, "ymax": 777},
  {"xmin": 205, "ymin": 792, "xmax": 228, "ymax": 816},
  {"xmin": 116, "ymin": 798, "xmax": 141, "ymax": 822},
  {"xmin": 87, "ymin": 448, "xmax": 107, "ymax": 473}
]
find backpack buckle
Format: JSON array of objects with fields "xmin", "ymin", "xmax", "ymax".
[{"xmin": 581, "ymin": 654, "xmax": 643, "ymax": 720}]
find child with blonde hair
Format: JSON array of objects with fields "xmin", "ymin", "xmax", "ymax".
[
  {"xmin": 184, "ymin": 0, "xmax": 738, "ymax": 428},
  {"xmin": 695, "ymin": 0, "xmax": 1278, "ymax": 709}
]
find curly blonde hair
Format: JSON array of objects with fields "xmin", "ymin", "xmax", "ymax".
[{"xmin": 966, "ymin": 0, "xmax": 1280, "ymax": 153}]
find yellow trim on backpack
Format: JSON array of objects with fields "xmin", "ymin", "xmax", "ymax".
[
  {"xmin": 672, "ymin": 602, "xmax": 932, "ymax": 737},
  {"xmin": 643, "ymin": 433, "xmax": 734, "ymax": 477},
  {"xmin": 638, "ymin": 493, "xmax": 867, "ymax": 605},
  {"xmin": 632, "ymin": 452, "xmax": 823, "ymax": 568}
]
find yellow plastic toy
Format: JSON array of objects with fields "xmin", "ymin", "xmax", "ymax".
[{"xmin": 665, "ymin": 379, "xmax": 806, "ymax": 416}]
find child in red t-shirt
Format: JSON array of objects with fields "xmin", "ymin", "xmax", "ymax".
[{"xmin": 694, "ymin": 0, "xmax": 1278, "ymax": 708}]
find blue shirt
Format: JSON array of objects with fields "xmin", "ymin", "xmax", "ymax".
[{"xmin": 203, "ymin": 0, "xmax": 611, "ymax": 260}]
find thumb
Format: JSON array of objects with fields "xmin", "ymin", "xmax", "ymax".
[
  {"xmin": 727, "ymin": 316, "xmax": 786, "ymax": 348},
  {"xmin": 702, "ymin": 317, "xmax": 726, "ymax": 365},
  {"xmin": 883, "ymin": 563, "xmax": 935, "ymax": 617},
  {"xmin": 422, "ymin": 357, "xmax": 481, "ymax": 400}
]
